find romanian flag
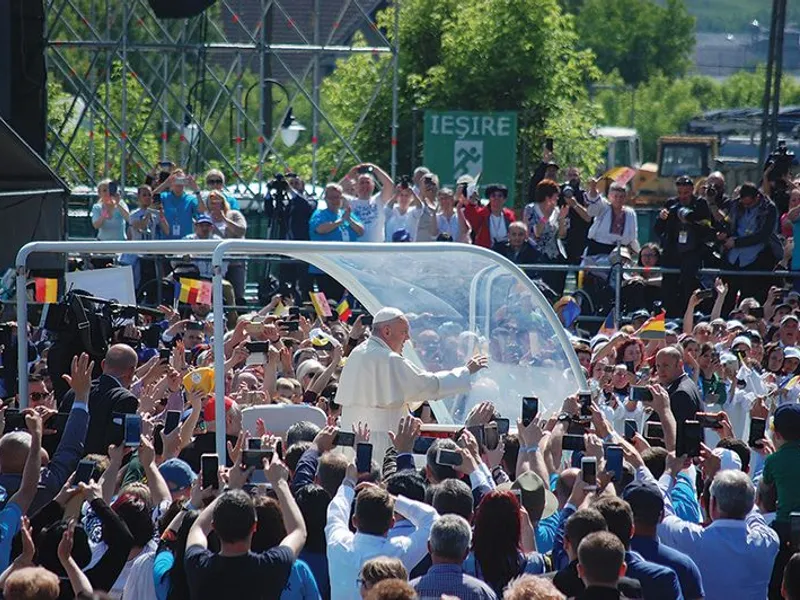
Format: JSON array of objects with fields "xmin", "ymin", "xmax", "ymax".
[
  {"xmin": 336, "ymin": 295, "xmax": 352, "ymax": 322},
  {"xmin": 598, "ymin": 310, "xmax": 617, "ymax": 337},
  {"xmin": 309, "ymin": 291, "xmax": 332, "ymax": 318},
  {"xmin": 636, "ymin": 310, "xmax": 666, "ymax": 340},
  {"xmin": 179, "ymin": 278, "xmax": 212, "ymax": 305},
  {"xmin": 34, "ymin": 278, "xmax": 58, "ymax": 303}
]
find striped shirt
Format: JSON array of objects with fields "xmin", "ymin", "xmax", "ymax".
[{"xmin": 411, "ymin": 563, "xmax": 497, "ymax": 600}]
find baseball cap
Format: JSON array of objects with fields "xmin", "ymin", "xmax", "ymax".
[
  {"xmin": 631, "ymin": 309, "xmax": 650, "ymax": 321},
  {"xmin": 195, "ymin": 214, "xmax": 213, "ymax": 225},
  {"xmin": 158, "ymin": 458, "xmax": 196, "ymax": 493},
  {"xmin": 782, "ymin": 314, "xmax": 799, "ymax": 325},
  {"xmin": 774, "ymin": 404, "xmax": 800, "ymax": 437},
  {"xmin": 726, "ymin": 320, "xmax": 744, "ymax": 332},
  {"xmin": 784, "ymin": 346, "xmax": 800, "ymax": 361},
  {"xmin": 203, "ymin": 395, "xmax": 234, "ymax": 422},
  {"xmin": 711, "ymin": 447, "xmax": 742, "ymax": 472},
  {"xmin": 731, "ymin": 336, "xmax": 752, "ymax": 350},
  {"xmin": 720, "ymin": 352, "xmax": 738, "ymax": 366},
  {"xmin": 391, "ymin": 228, "xmax": 412, "ymax": 242},
  {"xmin": 622, "ymin": 480, "xmax": 664, "ymax": 517}
]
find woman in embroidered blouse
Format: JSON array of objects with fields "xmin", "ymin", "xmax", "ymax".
[
  {"xmin": 523, "ymin": 179, "xmax": 568, "ymax": 295},
  {"xmin": 584, "ymin": 181, "xmax": 640, "ymax": 258}
]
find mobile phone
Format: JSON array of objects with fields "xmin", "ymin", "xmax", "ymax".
[
  {"xmin": 545, "ymin": 138, "xmax": 554, "ymax": 152},
  {"xmin": 696, "ymin": 413, "xmax": 724, "ymax": 430},
  {"xmin": 631, "ymin": 386, "xmax": 653, "ymax": 403},
  {"xmin": 356, "ymin": 443, "xmax": 373, "ymax": 474},
  {"xmin": 751, "ymin": 306, "xmax": 764, "ymax": 319},
  {"xmin": 435, "ymin": 448, "xmax": 463, "ymax": 467},
  {"xmin": 241, "ymin": 449, "xmax": 273, "ymax": 469},
  {"xmin": 185, "ymin": 321, "xmax": 205, "ymax": 331},
  {"xmin": 624, "ymin": 419, "xmax": 638, "ymax": 442},
  {"xmin": 748, "ymin": 417, "xmax": 767, "ymax": 448},
  {"xmin": 696, "ymin": 289, "xmax": 713, "ymax": 301},
  {"xmin": 522, "ymin": 396, "xmax": 539, "ymax": 426},
  {"xmin": 108, "ymin": 181, "xmax": 119, "ymax": 196},
  {"xmin": 494, "ymin": 418, "xmax": 510, "ymax": 435},
  {"xmin": 159, "ymin": 348, "xmax": 171, "ymax": 364},
  {"xmin": 624, "ymin": 361, "xmax": 636, "ymax": 374},
  {"xmin": 579, "ymin": 392, "xmax": 592, "ymax": 417},
  {"xmin": 645, "ymin": 421, "xmax": 664, "ymax": 439},
  {"xmin": 74, "ymin": 459, "xmax": 96, "ymax": 485},
  {"xmin": 638, "ymin": 366, "xmax": 651, "ymax": 380},
  {"xmin": 466, "ymin": 425, "xmax": 485, "ymax": 448},
  {"xmin": 123, "ymin": 414, "xmax": 141, "ymax": 448},
  {"xmin": 484, "ymin": 424, "xmax": 500, "ymax": 450},
  {"xmin": 288, "ymin": 306, "xmax": 301, "ymax": 316},
  {"xmin": 185, "ymin": 350, "xmax": 194, "ymax": 365},
  {"xmin": 164, "ymin": 410, "xmax": 181, "ymax": 435},
  {"xmin": 792, "ymin": 513, "xmax": 800, "ymax": 550},
  {"xmin": 511, "ymin": 488, "xmax": 523, "ymax": 504},
  {"xmin": 247, "ymin": 437, "xmax": 262, "ymax": 450},
  {"xmin": 201, "ymin": 453, "xmax": 219, "ymax": 489},
  {"xmin": 174, "ymin": 176, "xmax": 188, "ymax": 185},
  {"xmin": 361, "ymin": 316, "xmax": 374, "ymax": 327},
  {"xmin": 282, "ymin": 321, "xmax": 300, "ymax": 332},
  {"xmin": 676, "ymin": 421, "xmax": 703, "ymax": 458},
  {"xmin": 412, "ymin": 436, "xmax": 436, "ymax": 454},
  {"xmin": 333, "ymin": 431, "xmax": 356, "ymax": 447},
  {"xmin": 4, "ymin": 409, "xmax": 25, "ymax": 432},
  {"xmin": 581, "ymin": 457, "xmax": 598, "ymax": 490},
  {"xmin": 46, "ymin": 412, "xmax": 70, "ymax": 432},
  {"xmin": 357, "ymin": 165, "xmax": 373, "ymax": 175},
  {"xmin": 246, "ymin": 341, "xmax": 269, "ymax": 366},
  {"xmin": 562, "ymin": 434, "xmax": 586, "ymax": 452},
  {"xmin": 605, "ymin": 445, "xmax": 624, "ymax": 482}
]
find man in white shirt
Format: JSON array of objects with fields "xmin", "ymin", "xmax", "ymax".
[
  {"xmin": 340, "ymin": 162, "xmax": 394, "ymax": 242},
  {"xmin": 325, "ymin": 460, "xmax": 439, "ymax": 600},
  {"xmin": 656, "ymin": 467, "xmax": 779, "ymax": 600}
]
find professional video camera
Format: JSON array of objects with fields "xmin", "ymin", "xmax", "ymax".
[
  {"xmin": 766, "ymin": 141, "xmax": 795, "ymax": 180},
  {"xmin": 44, "ymin": 290, "xmax": 163, "ymax": 402}
]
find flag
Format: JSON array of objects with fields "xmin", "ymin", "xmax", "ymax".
[
  {"xmin": 783, "ymin": 374, "xmax": 800, "ymax": 390},
  {"xmin": 309, "ymin": 291, "xmax": 332, "ymax": 318},
  {"xmin": 598, "ymin": 310, "xmax": 617, "ymax": 337},
  {"xmin": 34, "ymin": 278, "xmax": 58, "ymax": 303},
  {"xmin": 179, "ymin": 278, "xmax": 212, "ymax": 305},
  {"xmin": 637, "ymin": 310, "xmax": 666, "ymax": 340},
  {"xmin": 274, "ymin": 301, "xmax": 288, "ymax": 318},
  {"xmin": 336, "ymin": 295, "xmax": 352, "ymax": 322}
]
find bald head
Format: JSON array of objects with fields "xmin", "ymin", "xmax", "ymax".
[
  {"xmin": 656, "ymin": 346, "xmax": 683, "ymax": 385},
  {"xmin": 0, "ymin": 431, "xmax": 32, "ymax": 474},
  {"xmin": 102, "ymin": 344, "xmax": 138, "ymax": 388}
]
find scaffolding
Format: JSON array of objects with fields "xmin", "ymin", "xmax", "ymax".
[{"xmin": 44, "ymin": 0, "xmax": 400, "ymax": 193}]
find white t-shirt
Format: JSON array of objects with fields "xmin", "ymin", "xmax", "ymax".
[
  {"xmin": 349, "ymin": 194, "xmax": 385, "ymax": 242},
  {"xmin": 437, "ymin": 212, "xmax": 461, "ymax": 240},
  {"xmin": 385, "ymin": 205, "xmax": 422, "ymax": 241}
]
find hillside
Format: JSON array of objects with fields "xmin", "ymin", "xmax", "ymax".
[{"xmin": 685, "ymin": 0, "xmax": 796, "ymax": 32}]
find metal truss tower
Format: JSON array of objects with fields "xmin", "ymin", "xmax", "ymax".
[{"xmin": 44, "ymin": 0, "xmax": 399, "ymax": 193}]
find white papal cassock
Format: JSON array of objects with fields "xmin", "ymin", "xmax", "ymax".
[{"xmin": 335, "ymin": 335, "xmax": 473, "ymax": 458}]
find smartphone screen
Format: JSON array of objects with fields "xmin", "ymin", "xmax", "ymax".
[
  {"xmin": 631, "ymin": 386, "xmax": 653, "ymax": 402},
  {"xmin": 579, "ymin": 392, "xmax": 592, "ymax": 417},
  {"xmin": 159, "ymin": 348, "xmax": 171, "ymax": 364},
  {"xmin": 288, "ymin": 306, "xmax": 301, "ymax": 316},
  {"xmin": 46, "ymin": 413, "xmax": 69, "ymax": 432},
  {"xmin": 4, "ymin": 409, "xmax": 24, "ymax": 432},
  {"xmin": 436, "ymin": 448, "xmax": 463, "ymax": 467},
  {"xmin": 74, "ymin": 459, "xmax": 96, "ymax": 485},
  {"xmin": 562, "ymin": 434, "xmax": 586, "ymax": 452},
  {"xmin": 605, "ymin": 445, "xmax": 624, "ymax": 482},
  {"xmin": 522, "ymin": 396, "xmax": 539, "ymax": 426},
  {"xmin": 412, "ymin": 436, "xmax": 436, "ymax": 454},
  {"xmin": 108, "ymin": 181, "xmax": 119, "ymax": 196},
  {"xmin": 164, "ymin": 410, "xmax": 181, "ymax": 435},
  {"xmin": 201, "ymin": 453, "xmax": 219, "ymax": 489},
  {"xmin": 124, "ymin": 414, "xmax": 141, "ymax": 448},
  {"xmin": 676, "ymin": 421, "xmax": 702, "ymax": 457},
  {"xmin": 494, "ymin": 418, "xmax": 510, "ymax": 435},
  {"xmin": 241, "ymin": 449, "xmax": 273, "ymax": 469},
  {"xmin": 697, "ymin": 413, "xmax": 724, "ymax": 430},
  {"xmin": 247, "ymin": 437, "xmax": 262, "ymax": 450},
  {"xmin": 624, "ymin": 419, "xmax": 638, "ymax": 441},
  {"xmin": 484, "ymin": 425, "xmax": 500, "ymax": 450},
  {"xmin": 356, "ymin": 443, "xmax": 373, "ymax": 474},
  {"xmin": 333, "ymin": 431, "xmax": 356, "ymax": 447},
  {"xmin": 245, "ymin": 341, "xmax": 269, "ymax": 366},
  {"xmin": 748, "ymin": 418, "xmax": 767, "ymax": 448},
  {"xmin": 645, "ymin": 421, "xmax": 664, "ymax": 439},
  {"xmin": 581, "ymin": 457, "xmax": 598, "ymax": 489}
]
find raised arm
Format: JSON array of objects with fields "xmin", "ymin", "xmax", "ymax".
[
  {"xmin": 7, "ymin": 411, "xmax": 43, "ymax": 514},
  {"xmin": 265, "ymin": 454, "xmax": 307, "ymax": 557},
  {"xmin": 138, "ymin": 435, "xmax": 172, "ymax": 507}
]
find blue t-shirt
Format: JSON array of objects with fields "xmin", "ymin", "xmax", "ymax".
[
  {"xmin": 153, "ymin": 549, "xmax": 173, "ymax": 600},
  {"xmin": 281, "ymin": 559, "xmax": 321, "ymax": 600},
  {"xmin": 160, "ymin": 191, "xmax": 199, "ymax": 239},
  {"xmin": 308, "ymin": 208, "xmax": 363, "ymax": 275},
  {"xmin": 91, "ymin": 203, "xmax": 127, "ymax": 240},
  {"xmin": 298, "ymin": 550, "xmax": 329, "ymax": 600},
  {"xmin": 793, "ymin": 219, "xmax": 800, "ymax": 271},
  {"xmin": 631, "ymin": 536, "xmax": 705, "ymax": 600},
  {"xmin": 0, "ymin": 502, "xmax": 22, "ymax": 572},
  {"xmin": 535, "ymin": 511, "xmax": 560, "ymax": 554}
]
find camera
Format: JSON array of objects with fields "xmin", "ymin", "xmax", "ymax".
[
  {"xmin": 767, "ymin": 142, "xmax": 795, "ymax": 180},
  {"xmin": 558, "ymin": 185, "xmax": 574, "ymax": 208}
]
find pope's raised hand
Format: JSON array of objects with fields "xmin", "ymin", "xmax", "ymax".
[{"xmin": 466, "ymin": 355, "xmax": 489, "ymax": 374}]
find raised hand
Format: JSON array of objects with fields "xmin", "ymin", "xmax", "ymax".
[
  {"xmin": 61, "ymin": 352, "xmax": 95, "ymax": 398},
  {"xmin": 57, "ymin": 519, "xmax": 76, "ymax": 564},
  {"xmin": 466, "ymin": 355, "xmax": 489, "ymax": 374}
]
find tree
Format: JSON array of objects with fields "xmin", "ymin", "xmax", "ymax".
[
  {"xmin": 323, "ymin": 0, "xmax": 606, "ymax": 205},
  {"xmin": 576, "ymin": 0, "xmax": 695, "ymax": 86}
]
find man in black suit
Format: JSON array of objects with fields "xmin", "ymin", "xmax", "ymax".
[
  {"xmin": 544, "ymin": 507, "xmax": 642, "ymax": 599},
  {"xmin": 577, "ymin": 531, "xmax": 636, "ymax": 600},
  {"xmin": 492, "ymin": 221, "xmax": 543, "ymax": 280},
  {"xmin": 59, "ymin": 344, "xmax": 139, "ymax": 455},
  {"xmin": 655, "ymin": 346, "xmax": 701, "ymax": 425}
]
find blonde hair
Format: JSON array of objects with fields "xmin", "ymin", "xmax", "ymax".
[
  {"xmin": 205, "ymin": 168, "xmax": 225, "ymax": 184},
  {"xmin": 3, "ymin": 567, "xmax": 60, "ymax": 600},
  {"xmin": 503, "ymin": 574, "xmax": 565, "ymax": 600},
  {"xmin": 360, "ymin": 557, "xmax": 408, "ymax": 587}
]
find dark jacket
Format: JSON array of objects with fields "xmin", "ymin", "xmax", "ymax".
[
  {"xmin": 59, "ymin": 374, "xmax": 138, "ymax": 455},
  {"xmin": 666, "ymin": 373, "xmax": 702, "ymax": 425},
  {"xmin": 544, "ymin": 560, "xmax": 642, "ymax": 598},
  {"xmin": 287, "ymin": 192, "xmax": 318, "ymax": 241},
  {"xmin": 653, "ymin": 196, "xmax": 714, "ymax": 264},
  {"xmin": 574, "ymin": 586, "xmax": 635, "ymax": 599},
  {"xmin": 724, "ymin": 193, "xmax": 781, "ymax": 262},
  {"xmin": 492, "ymin": 240, "xmax": 542, "ymax": 279}
]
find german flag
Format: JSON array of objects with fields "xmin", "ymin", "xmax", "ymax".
[
  {"xmin": 636, "ymin": 310, "xmax": 666, "ymax": 340},
  {"xmin": 34, "ymin": 278, "xmax": 58, "ymax": 303}
]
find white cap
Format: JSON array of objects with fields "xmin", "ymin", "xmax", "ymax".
[
  {"xmin": 373, "ymin": 307, "xmax": 405, "ymax": 325},
  {"xmin": 726, "ymin": 320, "xmax": 744, "ymax": 331},
  {"xmin": 712, "ymin": 447, "xmax": 742, "ymax": 472},
  {"xmin": 720, "ymin": 352, "xmax": 738, "ymax": 365},
  {"xmin": 782, "ymin": 314, "xmax": 799, "ymax": 325},
  {"xmin": 785, "ymin": 346, "xmax": 800, "ymax": 361},
  {"xmin": 731, "ymin": 336, "xmax": 752, "ymax": 349}
]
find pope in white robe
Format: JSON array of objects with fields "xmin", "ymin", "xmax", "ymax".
[{"xmin": 335, "ymin": 307, "xmax": 488, "ymax": 458}]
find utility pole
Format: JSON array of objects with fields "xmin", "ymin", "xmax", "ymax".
[{"xmin": 759, "ymin": 0, "xmax": 787, "ymax": 163}]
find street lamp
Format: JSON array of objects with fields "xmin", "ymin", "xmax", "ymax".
[{"xmin": 279, "ymin": 108, "xmax": 306, "ymax": 147}]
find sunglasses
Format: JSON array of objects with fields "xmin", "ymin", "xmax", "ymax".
[
  {"xmin": 30, "ymin": 392, "xmax": 49, "ymax": 402},
  {"xmin": 206, "ymin": 179, "xmax": 223, "ymax": 185}
]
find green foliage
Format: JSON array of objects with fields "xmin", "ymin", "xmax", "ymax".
[{"xmin": 575, "ymin": 0, "xmax": 695, "ymax": 85}]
